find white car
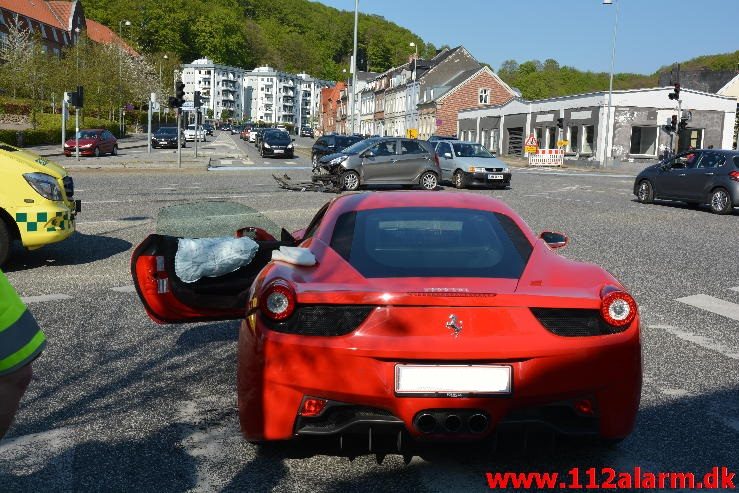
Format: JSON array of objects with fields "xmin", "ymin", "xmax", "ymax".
[
  {"xmin": 184, "ymin": 125, "xmax": 206, "ymax": 142},
  {"xmin": 248, "ymin": 131, "xmax": 257, "ymax": 143}
]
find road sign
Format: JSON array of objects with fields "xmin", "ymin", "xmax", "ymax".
[
  {"xmin": 556, "ymin": 139, "xmax": 569, "ymax": 148},
  {"xmin": 151, "ymin": 101, "xmax": 160, "ymax": 112},
  {"xmin": 181, "ymin": 101, "xmax": 194, "ymax": 110},
  {"xmin": 524, "ymin": 133, "xmax": 538, "ymax": 154}
]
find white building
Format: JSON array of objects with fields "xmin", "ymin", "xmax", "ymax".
[
  {"xmin": 180, "ymin": 58, "xmax": 246, "ymax": 120},
  {"xmin": 244, "ymin": 66, "xmax": 330, "ymax": 127}
]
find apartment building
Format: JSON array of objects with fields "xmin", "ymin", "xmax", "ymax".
[{"xmin": 181, "ymin": 58, "xmax": 246, "ymax": 119}]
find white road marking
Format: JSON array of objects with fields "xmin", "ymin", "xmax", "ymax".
[
  {"xmin": 515, "ymin": 169, "xmax": 637, "ymax": 179},
  {"xmin": 676, "ymin": 294, "xmax": 739, "ymax": 322},
  {"xmin": 111, "ymin": 285, "xmax": 137, "ymax": 293},
  {"xmin": 208, "ymin": 166, "xmax": 310, "ymax": 171},
  {"xmin": 655, "ymin": 325, "xmax": 739, "ymax": 360},
  {"xmin": 21, "ymin": 294, "xmax": 73, "ymax": 303}
]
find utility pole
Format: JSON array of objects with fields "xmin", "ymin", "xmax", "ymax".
[
  {"xmin": 61, "ymin": 92, "xmax": 67, "ymax": 152},
  {"xmin": 147, "ymin": 92, "xmax": 154, "ymax": 154},
  {"xmin": 177, "ymin": 108, "xmax": 182, "ymax": 168}
]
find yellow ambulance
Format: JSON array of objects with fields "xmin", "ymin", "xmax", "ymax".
[{"xmin": 0, "ymin": 142, "xmax": 80, "ymax": 265}]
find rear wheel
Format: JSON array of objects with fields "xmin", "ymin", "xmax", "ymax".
[
  {"xmin": 454, "ymin": 170, "xmax": 466, "ymax": 189},
  {"xmin": 420, "ymin": 171, "xmax": 438, "ymax": 190},
  {"xmin": 0, "ymin": 220, "xmax": 11, "ymax": 267},
  {"xmin": 341, "ymin": 171, "xmax": 360, "ymax": 191},
  {"xmin": 709, "ymin": 188, "xmax": 733, "ymax": 214},
  {"xmin": 636, "ymin": 180, "xmax": 654, "ymax": 204}
]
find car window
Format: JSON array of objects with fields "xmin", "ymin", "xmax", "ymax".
[
  {"xmin": 452, "ymin": 143, "xmax": 493, "ymax": 158},
  {"xmin": 669, "ymin": 151, "xmax": 700, "ymax": 169},
  {"xmin": 400, "ymin": 140, "xmax": 425, "ymax": 155},
  {"xmin": 734, "ymin": 156, "xmax": 739, "ymax": 169},
  {"xmin": 437, "ymin": 142, "xmax": 452, "ymax": 156},
  {"xmin": 696, "ymin": 153, "xmax": 725, "ymax": 169},
  {"xmin": 369, "ymin": 140, "xmax": 396, "ymax": 156},
  {"xmin": 330, "ymin": 207, "xmax": 532, "ymax": 279},
  {"xmin": 315, "ymin": 139, "xmax": 326, "ymax": 147}
]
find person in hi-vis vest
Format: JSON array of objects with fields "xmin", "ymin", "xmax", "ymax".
[{"xmin": 0, "ymin": 270, "xmax": 46, "ymax": 439}]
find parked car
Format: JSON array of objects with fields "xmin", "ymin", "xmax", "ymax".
[
  {"xmin": 313, "ymin": 137, "xmax": 440, "ymax": 191},
  {"xmin": 259, "ymin": 130, "xmax": 294, "ymax": 158},
  {"xmin": 255, "ymin": 128, "xmax": 275, "ymax": 148},
  {"xmin": 231, "ymin": 125, "xmax": 243, "ymax": 135},
  {"xmin": 63, "ymin": 129, "xmax": 118, "ymax": 157},
  {"xmin": 634, "ymin": 149, "xmax": 739, "ymax": 214},
  {"xmin": 300, "ymin": 127, "xmax": 314, "ymax": 138},
  {"xmin": 131, "ymin": 192, "xmax": 641, "ymax": 455},
  {"xmin": 311, "ymin": 134, "xmax": 363, "ymax": 168},
  {"xmin": 240, "ymin": 127, "xmax": 252, "ymax": 140},
  {"xmin": 427, "ymin": 135, "xmax": 458, "ymax": 143},
  {"xmin": 151, "ymin": 127, "xmax": 186, "ymax": 149},
  {"xmin": 221, "ymin": 124, "xmax": 232, "ymax": 132},
  {"xmin": 202, "ymin": 123, "xmax": 214, "ymax": 136},
  {"xmin": 184, "ymin": 125, "xmax": 206, "ymax": 142},
  {"xmin": 435, "ymin": 141, "xmax": 511, "ymax": 189},
  {"xmin": 248, "ymin": 129, "xmax": 258, "ymax": 143}
]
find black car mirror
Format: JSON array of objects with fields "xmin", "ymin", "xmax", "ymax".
[{"xmin": 539, "ymin": 231, "xmax": 568, "ymax": 249}]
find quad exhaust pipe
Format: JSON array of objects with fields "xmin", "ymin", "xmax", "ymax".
[{"xmin": 414, "ymin": 411, "xmax": 489, "ymax": 434}]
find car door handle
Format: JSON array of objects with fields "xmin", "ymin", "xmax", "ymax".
[{"xmin": 704, "ymin": 172, "xmax": 715, "ymax": 176}]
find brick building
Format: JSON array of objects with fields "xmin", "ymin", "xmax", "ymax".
[
  {"xmin": 418, "ymin": 66, "xmax": 516, "ymax": 139},
  {"xmin": 0, "ymin": 0, "xmax": 136, "ymax": 57},
  {"xmin": 319, "ymin": 81, "xmax": 344, "ymax": 135}
]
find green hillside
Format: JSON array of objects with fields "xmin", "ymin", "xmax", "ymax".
[
  {"xmin": 657, "ymin": 50, "xmax": 739, "ymax": 73},
  {"xmin": 81, "ymin": 0, "xmax": 436, "ymax": 81}
]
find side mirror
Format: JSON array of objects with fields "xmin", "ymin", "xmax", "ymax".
[
  {"xmin": 444, "ymin": 152, "xmax": 453, "ymax": 159},
  {"xmin": 363, "ymin": 150, "xmax": 375, "ymax": 158},
  {"xmin": 235, "ymin": 226, "xmax": 276, "ymax": 242},
  {"xmin": 539, "ymin": 231, "xmax": 568, "ymax": 249}
]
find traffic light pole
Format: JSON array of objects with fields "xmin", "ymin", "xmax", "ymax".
[
  {"xmin": 177, "ymin": 108, "xmax": 182, "ymax": 169},
  {"xmin": 75, "ymin": 107, "xmax": 80, "ymax": 162},
  {"xmin": 147, "ymin": 101, "xmax": 152, "ymax": 154},
  {"xmin": 61, "ymin": 95, "xmax": 66, "ymax": 153},
  {"xmin": 195, "ymin": 112, "xmax": 199, "ymax": 159}
]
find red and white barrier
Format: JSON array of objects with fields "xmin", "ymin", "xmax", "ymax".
[{"xmin": 528, "ymin": 149, "xmax": 564, "ymax": 167}]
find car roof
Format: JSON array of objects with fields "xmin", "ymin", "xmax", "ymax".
[{"xmin": 329, "ymin": 191, "xmax": 520, "ymax": 216}]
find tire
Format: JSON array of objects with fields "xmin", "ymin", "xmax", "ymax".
[
  {"xmin": 0, "ymin": 220, "xmax": 11, "ymax": 267},
  {"xmin": 94, "ymin": 147, "xmax": 100, "ymax": 157},
  {"xmin": 636, "ymin": 180, "xmax": 654, "ymax": 204},
  {"xmin": 112, "ymin": 145, "xmax": 118, "ymax": 156},
  {"xmin": 453, "ymin": 170, "xmax": 466, "ymax": 189},
  {"xmin": 312, "ymin": 154, "xmax": 318, "ymax": 168},
  {"xmin": 420, "ymin": 171, "xmax": 438, "ymax": 190},
  {"xmin": 341, "ymin": 171, "xmax": 360, "ymax": 191},
  {"xmin": 709, "ymin": 188, "xmax": 733, "ymax": 215}
]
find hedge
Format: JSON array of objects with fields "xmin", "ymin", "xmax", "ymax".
[{"xmin": 0, "ymin": 118, "xmax": 120, "ymax": 147}]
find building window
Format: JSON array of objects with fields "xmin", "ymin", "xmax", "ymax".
[
  {"xmin": 534, "ymin": 127, "xmax": 543, "ymax": 148},
  {"xmin": 582, "ymin": 125, "xmax": 595, "ymax": 154},
  {"xmin": 629, "ymin": 126, "xmax": 658, "ymax": 155},
  {"xmin": 568, "ymin": 126, "xmax": 579, "ymax": 153},
  {"xmin": 547, "ymin": 127, "xmax": 557, "ymax": 149},
  {"xmin": 479, "ymin": 88, "xmax": 489, "ymax": 105}
]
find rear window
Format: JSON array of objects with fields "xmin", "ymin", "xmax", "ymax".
[
  {"xmin": 330, "ymin": 207, "xmax": 532, "ymax": 278},
  {"xmin": 336, "ymin": 136, "xmax": 361, "ymax": 148}
]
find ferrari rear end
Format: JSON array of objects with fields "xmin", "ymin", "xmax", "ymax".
[{"xmin": 237, "ymin": 199, "xmax": 641, "ymax": 455}]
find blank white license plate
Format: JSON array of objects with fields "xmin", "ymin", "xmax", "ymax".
[
  {"xmin": 488, "ymin": 174, "xmax": 504, "ymax": 180},
  {"xmin": 273, "ymin": 149, "xmax": 284, "ymax": 154},
  {"xmin": 395, "ymin": 365, "xmax": 511, "ymax": 395}
]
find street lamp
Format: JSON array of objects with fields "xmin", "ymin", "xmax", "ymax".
[
  {"xmin": 342, "ymin": 68, "xmax": 349, "ymax": 134},
  {"xmin": 602, "ymin": 0, "xmax": 619, "ymax": 167},
  {"xmin": 118, "ymin": 20, "xmax": 131, "ymax": 136},
  {"xmin": 409, "ymin": 42, "xmax": 418, "ymax": 81}
]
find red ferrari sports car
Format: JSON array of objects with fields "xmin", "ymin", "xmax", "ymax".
[{"xmin": 131, "ymin": 192, "xmax": 641, "ymax": 457}]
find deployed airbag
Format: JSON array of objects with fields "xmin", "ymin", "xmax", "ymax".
[
  {"xmin": 175, "ymin": 236, "xmax": 259, "ymax": 283},
  {"xmin": 271, "ymin": 246, "xmax": 316, "ymax": 266}
]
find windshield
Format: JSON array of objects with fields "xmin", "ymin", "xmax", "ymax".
[
  {"xmin": 452, "ymin": 143, "xmax": 494, "ymax": 158},
  {"xmin": 330, "ymin": 207, "xmax": 532, "ymax": 278},
  {"xmin": 75, "ymin": 131, "xmax": 99, "ymax": 139},
  {"xmin": 156, "ymin": 128, "xmax": 177, "ymax": 135},
  {"xmin": 265, "ymin": 131, "xmax": 290, "ymax": 143},
  {"xmin": 343, "ymin": 137, "xmax": 379, "ymax": 154},
  {"xmin": 156, "ymin": 201, "xmax": 281, "ymax": 239}
]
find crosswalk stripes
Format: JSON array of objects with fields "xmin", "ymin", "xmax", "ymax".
[{"xmin": 676, "ymin": 293, "xmax": 739, "ymax": 322}]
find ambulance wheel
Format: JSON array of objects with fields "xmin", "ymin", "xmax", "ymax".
[{"xmin": 0, "ymin": 220, "xmax": 11, "ymax": 267}]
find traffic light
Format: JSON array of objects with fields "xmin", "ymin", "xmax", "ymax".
[
  {"xmin": 670, "ymin": 114, "xmax": 678, "ymax": 132},
  {"xmin": 668, "ymin": 83, "xmax": 681, "ymax": 100},
  {"xmin": 194, "ymin": 91, "xmax": 203, "ymax": 108},
  {"xmin": 69, "ymin": 86, "xmax": 84, "ymax": 108},
  {"xmin": 174, "ymin": 81, "xmax": 185, "ymax": 107},
  {"xmin": 678, "ymin": 118, "xmax": 688, "ymax": 131},
  {"xmin": 556, "ymin": 117, "xmax": 564, "ymax": 129}
]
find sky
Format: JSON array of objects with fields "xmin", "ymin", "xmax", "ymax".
[{"xmin": 317, "ymin": 0, "xmax": 739, "ymax": 75}]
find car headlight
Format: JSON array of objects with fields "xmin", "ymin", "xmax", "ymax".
[
  {"xmin": 24, "ymin": 173, "xmax": 63, "ymax": 201},
  {"xmin": 502, "ymin": 167, "xmax": 510, "ymax": 173},
  {"xmin": 263, "ymin": 143, "xmax": 271, "ymax": 148},
  {"xmin": 329, "ymin": 155, "xmax": 348, "ymax": 165},
  {"xmin": 287, "ymin": 143, "xmax": 294, "ymax": 149},
  {"xmin": 468, "ymin": 166, "xmax": 486, "ymax": 173}
]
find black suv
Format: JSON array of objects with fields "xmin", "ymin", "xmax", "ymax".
[
  {"xmin": 311, "ymin": 134, "xmax": 362, "ymax": 168},
  {"xmin": 260, "ymin": 130, "xmax": 294, "ymax": 158},
  {"xmin": 300, "ymin": 127, "xmax": 314, "ymax": 138}
]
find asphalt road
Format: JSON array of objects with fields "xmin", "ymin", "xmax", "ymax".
[{"xmin": 0, "ymin": 146, "xmax": 737, "ymax": 492}]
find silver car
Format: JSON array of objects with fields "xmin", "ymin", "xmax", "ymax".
[
  {"xmin": 314, "ymin": 137, "xmax": 441, "ymax": 191},
  {"xmin": 435, "ymin": 140, "xmax": 511, "ymax": 189}
]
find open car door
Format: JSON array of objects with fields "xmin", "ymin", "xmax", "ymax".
[{"xmin": 131, "ymin": 201, "xmax": 295, "ymax": 324}]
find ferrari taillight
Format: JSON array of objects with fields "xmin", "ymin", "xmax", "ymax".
[
  {"xmin": 260, "ymin": 279, "xmax": 296, "ymax": 321},
  {"xmin": 600, "ymin": 288, "xmax": 637, "ymax": 328}
]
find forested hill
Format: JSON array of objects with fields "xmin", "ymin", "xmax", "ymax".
[{"xmin": 81, "ymin": 0, "xmax": 437, "ymax": 81}]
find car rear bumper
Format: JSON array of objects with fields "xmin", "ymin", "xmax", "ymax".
[
  {"xmin": 237, "ymin": 314, "xmax": 641, "ymax": 445},
  {"xmin": 725, "ymin": 181, "xmax": 739, "ymax": 204}
]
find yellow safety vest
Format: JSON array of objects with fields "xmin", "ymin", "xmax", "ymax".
[{"xmin": 0, "ymin": 270, "xmax": 45, "ymax": 375}]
